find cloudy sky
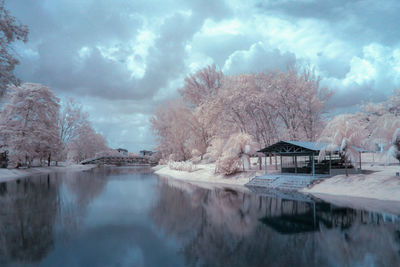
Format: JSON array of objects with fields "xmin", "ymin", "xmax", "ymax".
[{"xmin": 7, "ymin": 0, "xmax": 400, "ymax": 152}]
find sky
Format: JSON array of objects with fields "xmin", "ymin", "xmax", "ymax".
[{"xmin": 6, "ymin": 0, "xmax": 400, "ymax": 152}]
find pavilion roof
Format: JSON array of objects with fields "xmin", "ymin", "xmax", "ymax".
[{"xmin": 258, "ymin": 140, "xmax": 368, "ymax": 154}]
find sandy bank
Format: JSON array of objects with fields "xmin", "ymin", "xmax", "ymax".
[
  {"xmin": 154, "ymin": 163, "xmax": 264, "ymax": 188},
  {"xmin": 303, "ymin": 164, "xmax": 400, "ymax": 202},
  {"xmin": 0, "ymin": 164, "xmax": 97, "ymax": 182}
]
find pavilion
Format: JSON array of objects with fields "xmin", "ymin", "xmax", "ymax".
[{"xmin": 258, "ymin": 140, "xmax": 368, "ymax": 177}]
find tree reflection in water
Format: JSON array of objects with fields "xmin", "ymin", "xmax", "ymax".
[
  {"xmin": 0, "ymin": 175, "xmax": 60, "ymax": 265},
  {"xmin": 0, "ymin": 169, "xmax": 399, "ymax": 266},
  {"xmin": 152, "ymin": 178, "xmax": 400, "ymax": 267},
  {"xmin": 0, "ymin": 169, "xmax": 110, "ymax": 265}
]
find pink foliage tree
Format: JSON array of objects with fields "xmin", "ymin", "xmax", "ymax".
[
  {"xmin": 0, "ymin": 83, "xmax": 61, "ymax": 167},
  {"xmin": 150, "ymin": 100, "xmax": 193, "ymax": 161},
  {"xmin": 179, "ymin": 64, "xmax": 223, "ymax": 107},
  {"xmin": 268, "ymin": 67, "xmax": 331, "ymax": 141},
  {"xmin": 67, "ymin": 124, "xmax": 108, "ymax": 163},
  {"xmin": 58, "ymin": 98, "xmax": 89, "ymax": 161},
  {"xmin": 151, "ymin": 65, "xmax": 331, "ymax": 172}
]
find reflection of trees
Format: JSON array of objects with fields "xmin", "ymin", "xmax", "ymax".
[
  {"xmin": 0, "ymin": 169, "xmax": 110, "ymax": 265},
  {"xmin": 57, "ymin": 169, "xmax": 109, "ymax": 238},
  {"xmin": 64, "ymin": 168, "xmax": 108, "ymax": 206},
  {"xmin": 0, "ymin": 176, "xmax": 61, "ymax": 264},
  {"xmin": 151, "ymin": 181, "xmax": 204, "ymax": 242},
  {"xmin": 152, "ymin": 180, "xmax": 400, "ymax": 267}
]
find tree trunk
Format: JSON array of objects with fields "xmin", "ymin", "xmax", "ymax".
[
  {"xmin": 48, "ymin": 153, "xmax": 51, "ymax": 166},
  {"xmin": 344, "ymin": 156, "xmax": 348, "ymax": 177}
]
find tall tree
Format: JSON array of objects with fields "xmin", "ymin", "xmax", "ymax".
[
  {"xmin": 59, "ymin": 98, "xmax": 88, "ymax": 144},
  {"xmin": 150, "ymin": 100, "xmax": 193, "ymax": 161},
  {"xmin": 57, "ymin": 98, "xmax": 89, "ymax": 162},
  {"xmin": 269, "ymin": 67, "xmax": 331, "ymax": 140},
  {"xmin": 179, "ymin": 64, "xmax": 223, "ymax": 107},
  {"xmin": 0, "ymin": 1, "xmax": 29, "ymax": 96},
  {"xmin": 0, "ymin": 83, "xmax": 60, "ymax": 167}
]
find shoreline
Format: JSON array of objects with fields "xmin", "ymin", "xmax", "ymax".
[
  {"xmin": 154, "ymin": 163, "xmax": 400, "ymax": 213},
  {"xmin": 154, "ymin": 163, "xmax": 262, "ymax": 188},
  {"xmin": 302, "ymin": 164, "xmax": 400, "ymax": 202},
  {"xmin": 0, "ymin": 164, "xmax": 97, "ymax": 183}
]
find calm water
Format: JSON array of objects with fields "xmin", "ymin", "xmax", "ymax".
[{"xmin": 0, "ymin": 167, "xmax": 399, "ymax": 267}]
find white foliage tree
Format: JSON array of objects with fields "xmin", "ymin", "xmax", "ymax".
[
  {"xmin": 387, "ymin": 128, "xmax": 400, "ymax": 164},
  {"xmin": 0, "ymin": 83, "xmax": 60, "ymax": 167},
  {"xmin": 318, "ymin": 114, "xmax": 367, "ymax": 176},
  {"xmin": 216, "ymin": 133, "xmax": 258, "ymax": 175}
]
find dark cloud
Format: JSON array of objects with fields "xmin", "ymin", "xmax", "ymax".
[
  {"xmin": 8, "ymin": 0, "xmax": 232, "ymax": 101},
  {"xmin": 257, "ymin": 0, "xmax": 400, "ymax": 46}
]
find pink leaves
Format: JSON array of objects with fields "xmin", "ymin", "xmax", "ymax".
[{"xmin": 0, "ymin": 83, "xmax": 60, "ymax": 167}]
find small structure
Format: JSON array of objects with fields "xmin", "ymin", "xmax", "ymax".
[
  {"xmin": 139, "ymin": 150, "xmax": 154, "ymax": 157},
  {"xmin": 116, "ymin": 148, "xmax": 128, "ymax": 156},
  {"xmin": 258, "ymin": 140, "xmax": 368, "ymax": 176}
]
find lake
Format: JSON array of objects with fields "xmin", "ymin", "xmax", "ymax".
[{"xmin": 0, "ymin": 167, "xmax": 399, "ymax": 267}]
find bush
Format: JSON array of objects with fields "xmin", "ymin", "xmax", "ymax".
[
  {"xmin": 168, "ymin": 161, "xmax": 198, "ymax": 172},
  {"xmin": 216, "ymin": 153, "xmax": 242, "ymax": 175},
  {"xmin": 215, "ymin": 133, "xmax": 258, "ymax": 175}
]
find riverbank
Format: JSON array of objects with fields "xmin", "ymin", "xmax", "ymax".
[
  {"xmin": 154, "ymin": 163, "xmax": 264, "ymax": 187},
  {"xmin": 155, "ymin": 162, "xmax": 400, "ymax": 204},
  {"xmin": 302, "ymin": 164, "xmax": 400, "ymax": 202},
  {"xmin": 0, "ymin": 164, "xmax": 97, "ymax": 182}
]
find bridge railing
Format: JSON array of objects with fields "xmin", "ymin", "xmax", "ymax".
[{"xmin": 80, "ymin": 155, "xmax": 157, "ymax": 165}]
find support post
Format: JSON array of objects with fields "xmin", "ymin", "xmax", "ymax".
[
  {"xmin": 264, "ymin": 153, "xmax": 267, "ymax": 174},
  {"xmin": 280, "ymin": 154, "xmax": 282, "ymax": 173},
  {"xmin": 359, "ymin": 152, "xmax": 362, "ymax": 172},
  {"xmin": 295, "ymin": 155, "xmax": 297, "ymax": 174},
  {"xmin": 329, "ymin": 152, "xmax": 332, "ymax": 176},
  {"xmin": 312, "ymin": 152, "xmax": 315, "ymax": 178}
]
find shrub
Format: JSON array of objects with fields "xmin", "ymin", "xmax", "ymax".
[
  {"xmin": 168, "ymin": 160, "xmax": 198, "ymax": 172},
  {"xmin": 216, "ymin": 153, "xmax": 242, "ymax": 175}
]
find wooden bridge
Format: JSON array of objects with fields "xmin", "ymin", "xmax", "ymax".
[{"xmin": 80, "ymin": 155, "xmax": 157, "ymax": 166}]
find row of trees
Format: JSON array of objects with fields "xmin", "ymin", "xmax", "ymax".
[
  {"xmin": 151, "ymin": 64, "xmax": 332, "ymax": 173},
  {"xmin": 0, "ymin": 83, "xmax": 108, "ymax": 167},
  {"xmin": 151, "ymin": 64, "xmax": 400, "ymax": 175}
]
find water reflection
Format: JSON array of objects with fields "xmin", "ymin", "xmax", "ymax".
[
  {"xmin": 0, "ymin": 168, "xmax": 399, "ymax": 266},
  {"xmin": 0, "ymin": 175, "xmax": 60, "ymax": 265},
  {"xmin": 152, "ymin": 178, "xmax": 400, "ymax": 267}
]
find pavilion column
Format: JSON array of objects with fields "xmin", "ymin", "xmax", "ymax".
[
  {"xmin": 312, "ymin": 152, "xmax": 315, "ymax": 177},
  {"xmin": 264, "ymin": 153, "xmax": 267, "ymax": 174}
]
